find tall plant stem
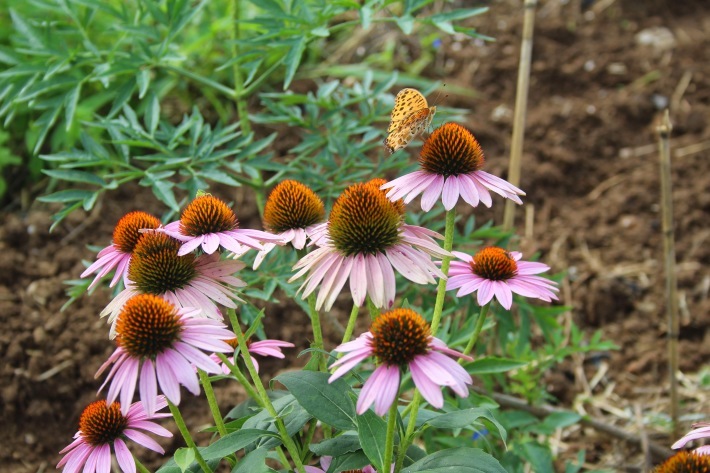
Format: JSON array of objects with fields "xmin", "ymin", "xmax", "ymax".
[
  {"xmin": 340, "ymin": 304, "xmax": 360, "ymax": 348},
  {"xmin": 308, "ymin": 292, "xmax": 327, "ymax": 371},
  {"xmin": 502, "ymin": 0, "xmax": 537, "ymax": 232},
  {"xmin": 657, "ymin": 110, "xmax": 679, "ymax": 438},
  {"xmin": 230, "ymin": 0, "xmax": 251, "ymax": 135},
  {"xmin": 216, "ymin": 353, "xmax": 261, "ymax": 402},
  {"xmin": 198, "ymin": 370, "xmax": 228, "ymax": 437},
  {"xmin": 167, "ymin": 400, "xmax": 211, "ymax": 473},
  {"xmin": 383, "ymin": 400, "xmax": 398, "ymax": 472},
  {"xmin": 461, "ymin": 304, "xmax": 489, "ymax": 360},
  {"xmin": 394, "ymin": 392, "xmax": 422, "ymax": 472},
  {"xmin": 430, "ymin": 209, "xmax": 456, "ymax": 336},
  {"xmin": 228, "ymin": 310, "xmax": 306, "ymax": 473}
]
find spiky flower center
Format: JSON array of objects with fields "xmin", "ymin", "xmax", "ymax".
[
  {"xmin": 180, "ymin": 195, "xmax": 238, "ymax": 236},
  {"xmin": 113, "ymin": 211, "xmax": 161, "ymax": 254},
  {"xmin": 116, "ymin": 294, "xmax": 183, "ymax": 358},
  {"xmin": 367, "ymin": 178, "xmax": 405, "ymax": 216},
  {"xmin": 329, "ymin": 182, "xmax": 402, "ymax": 256},
  {"xmin": 471, "ymin": 247, "xmax": 517, "ymax": 281},
  {"xmin": 78, "ymin": 400, "xmax": 128, "ymax": 446},
  {"xmin": 128, "ymin": 232, "xmax": 197, "ymax": 294},
  {"xmin": 420, "ymin": 123, "xmax": 485, "ymax": 177},
  {"xmin": 652, "ymin": 451, "xmax": 710, "ymax": 472},
  {"xmin": 371, "ymin": 308, "xmax": 431, "ymax": 366},
  {"xmin": 263, "ymin": 180, "xmax": 325, "ymax": 233}
]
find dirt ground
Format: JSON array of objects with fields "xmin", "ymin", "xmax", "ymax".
[{"xmin": 2, "ymin": 0, "xmax": 709, "ymax": 471}]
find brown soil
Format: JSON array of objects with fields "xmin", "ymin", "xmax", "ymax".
[{"xmin": 2, "ymin": 1, "xmax": 709, "ymax": 471}]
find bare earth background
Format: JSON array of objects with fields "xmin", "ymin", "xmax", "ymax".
[{"xmin": 2, "ymin": 0, "xmax": 709, "ymax": 471}]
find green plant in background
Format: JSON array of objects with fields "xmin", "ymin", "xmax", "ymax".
[{"xmin": 2, "ymin": 1, "xmax": 624, "ymax": 472}]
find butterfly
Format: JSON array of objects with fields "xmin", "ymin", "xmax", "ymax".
[{"xmin": 383, "ymin": 88, "xmax": 437, "ymax": 154}]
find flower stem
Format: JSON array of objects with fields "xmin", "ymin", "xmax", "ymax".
[
  {"xmin": 394, "ymin": 392, "xmax": 422, "ymax": 472},
  {"xmin": 430, "ymin": 209, "xmax": 456, "ymax": 335},
  {"xmin": 308, "ymin": 291, "xmax": 327, "ymax": 371},
  {"xmin": 383, "ymin": 400, "xmax": 398, "ymax": 473},
  {"xmin": 340, "ymin": 304, "xmax": 360, "ymax": 348},
  {"xmin": 167, "ymin": 400, "xmax": 211, "ymax": 473},
  {"xmin": 216, "ymin": 353, "xmax": 261, "ymax": 403},
  {"xmin": 198, "ymin": 369, "xmax": 228, "ymax": 437},
  {"xmin": 461, "ymin": 304, "xmax": 489, "ymax": 360},
  {"xmin": 228, "ymin": 310, "xmax": 306, "ymax": 473}
]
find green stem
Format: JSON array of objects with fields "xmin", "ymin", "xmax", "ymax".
[
  {"xmin": 430, "ymin": 210, "xmax": 456, "ymax": 335},
  {"xmin": 216, "ymin": 353, "xmax": 261, "ymax": 403},
  {"xmin": 308, "ymin": 291, "xmax": 327, "ymax": 371},
  {"xmin": 228, "ymin": 310, "xmax": 306, "ymax": 473},
  {"xmin": 383, "ymin": 400, "xmax": 398, "ymax": 473},
  {"xmin": 229, "ymin": 0, "xmax": 251, "ymax": 135},
  {"xmin": 198, "ymin": 369, "xmax": 227, "ymax": 437},
  {"xmin": 167, "ymin": 400, "xmax": 211, "ymax": 473},
  {"xmin": 340, "ymin": 304, "xmax": 360, "ymax": 348},
  {"xmin": 395, "ymin": 392, "xmax": 422, "ymax": 472},
  {"xmin": 365, "ymin": 296, "xmax": 379, "ymax": 321},
  {"xmin": 461, "ymin": 304, "xmax": 489, "ymax": 360},
  {"xmin": 135, "ymin": 458, "xmax": 150, "ymax": 473}
]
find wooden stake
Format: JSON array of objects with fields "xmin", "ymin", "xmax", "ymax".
[
  {"xmin": 657, "ymin": 109, "xmax": 679, "ymax": 439},
  {"xmin": 503, "ymin": 0, "xmax": 537, "ymax": 232}
]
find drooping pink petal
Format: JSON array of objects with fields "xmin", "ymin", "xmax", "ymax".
[{"xmin": 114, "ymin": 438, "xmax": 136, "ymax": 473}]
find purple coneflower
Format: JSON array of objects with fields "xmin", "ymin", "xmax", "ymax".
[
  {"xmin": 57, "ymin": 397, "xmax": 171, "ymax": 473},
  {"xmin": 652, "ymin": 451, "xmax": 710, "ymax": 472},
  {"xmin": 290, "ymin": 179, "xmax": 449, "ymax": 311},
  {"xmin": 329, "ymin": 308, "xmax": 472, "ymax": 416},
  {"xmin": 212, "ymin": 337, "xmax": 295, "ymax": 374},
  {"xmin": 96, "ymin": 294, "xmax": 234, "ymax": 416},
  {"xmin": 381, "ymin": 123, "xmax": 524, "ymax": 211},
  {"xmin": 446, "ymin": 247, "xmax": 559, "ymax": 310},
  {"xmin": 81, "ymin": 211, "xmax": 161, "ymax": 290},
  {"xmin": 161, "ymin": 194, "xmax": 282, "ymax": 256},
  {"xmin": 100, "ymin": 231, "xmax": 246, "ymax": 336},
  {"xmin": 673, "ymin": 422, "xmax": 710, "ymax": 455},
  {"xmin": 253, "ymin": 180, "xmax": 325, "ymax": 269}
]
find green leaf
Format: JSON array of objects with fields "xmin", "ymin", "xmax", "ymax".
[
  {"xmin": 428, "ymin": 8, "xmax": 488, "ymax": 22},
  {"xmin": 109, "ymin": 79, "xmax": 136, "ymax": 118},
  {"xmin": 275, "ymin": 371, "xmax": 357, "ymax": 430},
  {"xmin": 401, "ymin": 448, "xmax": 507, "ymax": 473},
  {"xmin": 466, "ymin": 357, "xmax": 527, "ymax": 374},
  {"xmin": 201, "ymin": 429, "xmax": 275, "ymax": 461},
  {"xmin": 43, "ymin": 169, "xmax": 106, "ymax": 187},
  {"xmin": 145, "ymin": 93, "xmax": 160, "ymax": 136},
  {"xmin": 395, "ymin": 15, "xmax": 415, "ymax": 34},
  {"xmin": 310, "ymin": 434, "xmax": 361, "ymax": 457},
  {"xmin": 232, "ymin": 447, "xmax": 272, "ymax": 473},
  {"xmin": 151, "ymin": 180, "xmax": 179, "ymax": 211},
  {"xmin": 10, "ymin": 9, "xmax": 47, "ymax": 50},
  {"xmin": 310, "ymin": 26, "xmax": 330, "ymax": 37},
  {"xmin": 425, "ymin": 408, "xmax": 507, "ymax": 443},
  {"xmin": 356, "ymin": 409, "xmax": 388, "ymax": 471},
  {"xmin": 64, "ymin": 83, "xmax": 81, "ymax": 131},
  {"xmin": 137, "ymin": 68, "xmax": 151, "ymax": 99},
  {"xmin": 540, "ymin": 412, "xmax": 581, "ymax": 431},
  {"xmin": 32, "ymin": 102, "xmax": 63, "ymax": 155},
  {"xmin": 283, "ymin": 37, "xmax": 306, "ymax": 90},
  {"xmin": 174, "ymin": 448, "xmax": 195, "ymax": 472},
  {"xmin": 38, "ymin": 189, "xmax": 95, "ymax": 203},
  {"xmin": 242, "ymin": 394, "xmax": 312, "ymax": 449},
  {"xmin": 520, "ymin": 442, "xmax": 554, "ymax": 472}
]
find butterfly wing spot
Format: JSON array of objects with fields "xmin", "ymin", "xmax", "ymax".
[{"xmin": 384, "ymin": 89, "xmax": 437, "ymax": 152}]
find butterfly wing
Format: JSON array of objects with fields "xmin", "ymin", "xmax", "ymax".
[{"xmin": 387, "ymin": 88, "xmax": 429, "ymax": 133}]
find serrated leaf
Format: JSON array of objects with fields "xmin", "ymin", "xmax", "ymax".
[
  {"xmin": 356, "ymin": 409, "xmax": 388, "ymax": 471},
  {"xmin": 275, "ymin": 371, "xmax": 357, "ymax": 431},
  {"xmin": 64, "ymin": 82, "xmax": 81, "ymax": 131},
  {"xmin": 283, "ymin": 37, "xmax": 306, "ymax": 90},
  {"xmin": 201, "ymin": 429, "xmax": 274, "ymax": 461},
  {"xmin": 466, "ymin": 357, "xmax": 527, "ymax": 374},
  {"xmin": 43, "ymin": 169, "xmax": 106, "ymax": 186},
  {"xmin": 401, "ymin": 447, "xmax": 507, "ymax": 473}
]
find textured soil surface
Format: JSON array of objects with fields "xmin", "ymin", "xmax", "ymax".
[{"xmin": 2, "ymin": 1, "xmax": 709, "ymax": 471}]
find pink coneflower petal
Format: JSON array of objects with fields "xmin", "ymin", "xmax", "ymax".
[
  {"xmin": 421, "ymin": 174, "xmax": 445, "ymax": 212},
  {"xmin": 358, "ymin": 364, "xmax": 400, "ymax": 415},
  {"xmin": 672, "ymin": 423, "xmax": 710, "ymax": 449}
]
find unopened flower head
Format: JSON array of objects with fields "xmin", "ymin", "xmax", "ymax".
[
  {"xmin": 57, "ymin": 397, "xmax": 171, "ymax": 473},
  {"xmin": 97, "ymin": 294, "xmax": 234, "ymax": 416},
  {"xmin": 329, "ymin": 308, "xmax": 472, "ymax": 415},
  {"xmin": 447, "ymin": 247, "xmax": 559, "ymax": 310},
  {"xmin": 253, "ymin": 180, "xmax": 325, "ymax": 269},
  {"xmin": 212, "ymin": 336, "xmax": 295, "ymax": 374},
  {"xmin": 101, "ymin": 231, "xmax": 246, "ymax": 336},
  {"xmin": 652, "ymin": 451, "xmax": 710, "ymax": 472},
  {"xmin": 673, "ymin": 422, "xmax": 710, "ymax": 456},
  {"xmin": 290, "ymin": 180, "xmax": 449, "ymax": 311},
  {"xmin": 161, "ymin": 193, "xmax": 282, "ymax": 256},
  {"xmin": 381, "ymin": 123, "xmax": 525, "ymax": 211},
  {"xmin": 81, "ymin": 211, "xmax": 161, "ymax": 290}
]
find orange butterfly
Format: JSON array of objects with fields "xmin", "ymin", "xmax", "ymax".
[{"xmin": 383, "ymin": 88, "xmax": 437, "ymax": 154}]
